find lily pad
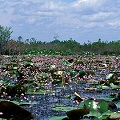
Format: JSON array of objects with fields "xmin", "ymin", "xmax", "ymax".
[
  {"xmin": 110, "ymin": 83, "xmax": 120, "ymax": 89},
  {"xmin": 98, "ymin": 101, "xmax": 109, "ymax": 114},
  {"xmin": 49, "ymin": 116, "xmax": 67, "ymax": 120},
  {"xmin": 52, "ymin": 106, "xmax": 76, "ymax": 112},
  {"xmin": 11, "ymin": 101, "xmax": 37, "ymax": 106},
  {"xmin": 106, "ymin": 73, "xmax": 114, "ymax": 79},
  {"xmin": 110, "ymin": 112, "xmax": 120, "ymax": 119},
  {"xmin": 94, "ymin": 115, "xmax": 109, "ymax": 120},
  {"xmin": 85, "ymin": 109, "xmax": 101, "ymax": 118},
  {"xmin": 98, "ymin": 97, "xmax": 115, "ymax": 101},
  {"xmin": 116, "ymin": 102, "xmax": 120, "ymax": 108},
  {"xmin": 27, "ymin": 89, "xmax": 52, "ymax": 94},
  {"xmin": 102, "ymin": 110, "xmax": 114, "ymax": 116},
  {"xmin": 96, "ymin": 85, "xmax": 110, "ymax": 90}
]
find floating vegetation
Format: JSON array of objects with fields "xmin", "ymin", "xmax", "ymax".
[{"xmin": 0, "ymin": 54, "xmax": 120, "ymax": 120}]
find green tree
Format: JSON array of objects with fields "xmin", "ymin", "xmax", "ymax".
[
  {"xmin": 17, "ymin": 36, "xmax": 23, "ymax": 42},
  {"xmin": 30, "ymin": 37, "xmax": 37, "ymax": 44},
  {"xmin": 0, "ymin": 25, "xmax": 13, "ymax": 53}
]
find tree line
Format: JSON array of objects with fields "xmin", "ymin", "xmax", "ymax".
[{"xmin": 0, "ymin": 25, "xmax": 120, "ymax": 55}]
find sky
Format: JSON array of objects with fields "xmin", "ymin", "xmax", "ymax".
[{"xmin": 0, "ymin": 0, "xmax": 120, "ymax": 44}]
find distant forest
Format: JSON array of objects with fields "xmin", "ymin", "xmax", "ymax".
[{"xmin": 0, "ymin": 25, "xmax": 120, "ymax": 55}]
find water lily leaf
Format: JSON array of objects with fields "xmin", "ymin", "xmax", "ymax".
[
  {"xmin": 23, "ymin": 83, "xmax": 34, "ymax": 87},
  {"xmin": 85, "ymin": 109, "xmax": 101, "ymax": 118},
  {"xmin": 110, "ymin": 83, "xmax": 120, "ymax": 89},
  {"xmin": 95, "ymin": 115, "xmax": 109, "ymax": 120},
  {"xmin": 106, "ymin": 73, "xmax": 114, "ymax": 79},
  {"xmin": 27, "ymin": 89, "xmax": 52, "ymax": 94},
  {"xmin": 76, "ymin": 60, "xmax": 84, "ymax": 65},
  {"xmin": 70, "ymin": 70, "xmax": 77, "ymax": 77},
  {"xmin": 80, "ymin": 99, "xmax": 93, "ymax": 109},
  {"xmin": 102, "ymin": 110, "xmax": 113, "ymax": 116},
  {"xmin": 98, "ymin": 101, "xmax": 109, "ymax": 114},
  {"xmin": 52, "ymin": 106, "xmax": 75, "ymax": 112},
  {"xmin": 116, "ymin": 102, "xmax": 120, "ymax": 108},
  {"xmin": 79, "ymin": 101, "xmax": 85, "ymax": 108},
  {"xmin": 110, "ymin": 112, "xmax": 120, "ymax": 119},
  {"xmin": 98, "ymin": 97, "xmax": 114, "ymax": 101},
  {"xmin": 13, "ymin": 67, "xmax": 18, "ymax": 70},
  {"xmin": 49, "ymin": 116, "xmax": 67, "ymax": 120},
  {"xmin": 65, "ymin": 94, "xmax": 71, "ymax": 99},
  {"xmin": 79, "ymin": 99, "xmax": 98, "ymax": 110},
  {"xmin": 97, "ymin": 85, "xmax": 110, "ymax": 90},
  {"xmin": 11, "ymin": 101, "xmax": 37, "ymax": 106},
  {"xmin": 63, "ymin": 60, "xmax": 73, "ymax": 66},
  {"xmin": 0, "ymin": 80, "xmax": 10, "ymax": 85},
  {"xmin": 80, "ymin": 99, "xmax": 109, "ymax": 114},
  {"xmin": 102, "ymin": 85, "xmax": 110, "ymax": 90},
  {"xmin": 88, "ymin": 80, "xmax": 99, "ymax": 85}
]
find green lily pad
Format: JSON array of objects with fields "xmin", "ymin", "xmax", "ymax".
[
  {"xmin": 116, "ymin": 102, "xmax": 120, "ymax": 108},
  {"xmin": 97, "ymin": 85, "xmax": 110, "ymax": 90},
  {"xmin": 27, "ymin": 88, "xmax": 52, "ymax": 94},
  {"xmin": 94, "ymin": 114, "xmax": 109, "ymax": 120},
  {"xmin": 65, "ymin": 94, "xmax": 71, "ymax": 99},
  {"xmin": 11, "ymin": 101, "xmax": 37, "ymax": 106},
  {"xmin": 85, "ymin": 109, "xmax": 101, "ymax": 118},
  {"xmin": 70, "ymin": 70, "xmax": 77, "ymax": 77},
  {"xmin": 0, "ymin": 80, "xmax": 10, "ymax": 85},
  {"xmin": 106, "ymin": 73, "xmax": 114, "ymax": 79},
  {"xmin": 52, "ymin": 106, "xmax": 76, "ymax": 112},
  {"xmin": 110, "ymin": 83, "xmax": 120, "ymax": 89},
  {"xmin": 49, "ymin": 116, "xmax": 67, "ymax": 120},
  {"xmin": 98, "ymin": 101, "xmax": 109, "ymax": 114},
  {"xmin": 102, "ymin": 110, "xmax": 113, "ymax": 116},
  {"xmin": 98, "ymin": 97, "xmax": 114, "ymax": 101},
  {"xmin": 110, "ymin": 112, "xmax": 120, "ymax": 119},
  {"xmin": 13, "ymin": 67, "xmax": 18, "ymax": 70}
]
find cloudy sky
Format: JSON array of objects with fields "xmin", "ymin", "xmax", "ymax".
[{"xmin": 0, "ymin": 0, "xmax": 120, "ymax": 44}]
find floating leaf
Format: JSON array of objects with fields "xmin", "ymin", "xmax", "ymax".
[
  {"xmin": 98, "ymin": 101, "xmax": 109, "ymax": 114},
  {"xmin": 110, "ymin": 83, "xmax": 120, "ymax": 89},
  {"xmin": 85, "ymin": 109, "xmax": 101, "ymax": 118},
  {"xmin": 94, "ymin": 114, "xmax": 109, "ymax": 120},
  {"xmin": 52, "ymin": 106, "xmax": 75, "ymax": 112},
  {"xmin": 97, "ymin": 85, "xmax": 110, "ymax": 90},
  {"xmin": 11, "ymin": 101, "xmax": 37, "ymax": 106},
  {"xmin": 116, "ymin": 102, "xmax": 120, "ymax": 108},
  {"xmin": 98, "ymin": 97, "xmax": 114, "ymax": 101},
  {"xmin": 65, "ymin": 94, "xmax": 71, "ymax": 99},
  {"xmin": 110, "ymin": 112, "xmax": 120, "ymax": 119},
  {"xmin": 49, "ymin": 116, "xmax": 67, "ymax": 120},
  {"xmin": 102, "ymin": 110, "xmax": 113, "ymax": 116},
  {"xmin": 70, "ymin": 70, "xmax": 77, "ymax": 77},
  {"xmin": 106, "ymin": 73, "xmax": 114, "ymax": 79}
]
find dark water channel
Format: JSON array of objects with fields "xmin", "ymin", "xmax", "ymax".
[
  {"xmin": 22, "ymin": 81, "xmax": 118, "ymax": 120},
  {"xmin": 1, "ymin": 70, "xmax": 119, "ymax": 120}
]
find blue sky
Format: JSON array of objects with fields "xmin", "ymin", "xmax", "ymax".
[{"xmin": 0, "ymin": 0, "xmax": 120, "ymax": 44}]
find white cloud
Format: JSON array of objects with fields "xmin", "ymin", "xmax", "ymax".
[
  {"xmin": 108, "ymin": 19, "xmax": 120, "ymax": 28},
  {"xmin": 71, "ymin": 0, "xmax": 107, "ymax": 11},
  {"xmin": 81, "ymin": 12, "xmax": 117, "ymax": 22},
  {"xmin": 0, "ymin": 0, "xmax": 120, "ymax": 43}
]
